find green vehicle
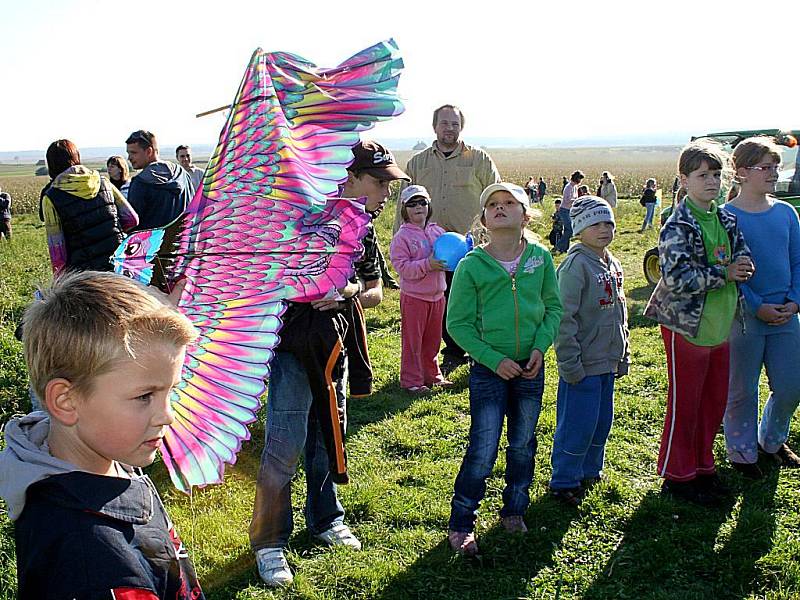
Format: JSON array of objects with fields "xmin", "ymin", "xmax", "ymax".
[{"xmin": 643, "ymin": 129, "xmax": 800, "ymax": 285}]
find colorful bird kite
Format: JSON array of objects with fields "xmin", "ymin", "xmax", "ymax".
[{"xmin": 113, "ymin": 40, "xmax": 404, "ymax": 493}]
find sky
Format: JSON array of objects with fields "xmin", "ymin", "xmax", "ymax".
[{"xmin": 1, "ymin": 0, "xmax": 798, "ymax": 153}]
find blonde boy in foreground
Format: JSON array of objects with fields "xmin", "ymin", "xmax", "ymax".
[{"xmin": 0, "ymin": 271, "xmax": 205, "ymax": 599}]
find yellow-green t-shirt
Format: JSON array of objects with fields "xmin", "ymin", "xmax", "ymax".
[{"xmin": 684, "ymin": 198, "xmax": 737, "ymax": 346}]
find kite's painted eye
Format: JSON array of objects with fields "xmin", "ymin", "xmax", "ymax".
[
  {"xmin": 125, "ymin": 242, "xmax": 141, "ymax": 256},
  {"xmin": 122, "ymin": 269, "xmax": 133, "ymax": 278}
]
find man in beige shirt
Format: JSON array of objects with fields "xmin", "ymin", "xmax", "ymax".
[{"xmin": 393, "ymin": 104, "xmax": 501, "ymax": 371}]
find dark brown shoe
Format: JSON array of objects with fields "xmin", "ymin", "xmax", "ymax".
[
  {"xmin": 731, "ymin": 461, "xmax": 763, "ymax": 479},
  {"xmin": 775, "ymin": 444, "xmax": 800, "ymax": 468}
]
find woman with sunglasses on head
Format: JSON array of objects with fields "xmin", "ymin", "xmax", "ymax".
[
  {"xmin": 390, "ymin": 184, "xmax": 452, "ymax": 394},
  {"xmin": 723, "ymin": 137, "xmax": 800, "ymax": 477}
]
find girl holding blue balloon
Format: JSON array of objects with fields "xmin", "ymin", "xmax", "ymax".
[
  {"xmin": 389, "ymin": 185, "xmax": 452, "ymax": 394},
  {"xmin": 446, "ymin": 182, "xmax": 562, "ymax": 556}
]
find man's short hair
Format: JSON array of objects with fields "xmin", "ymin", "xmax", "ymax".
[
  {"xmin": 432, "ymin": 104, "xmax": 465, "ymax": 129},
  {"xmin": 570, "ymin": 170, "xmax": 585, "ymax": 183},
  {"xmin": 176, "ymin": 144, "xmax": 190, "ymax": 157},
  {"xmin": 23, "ymin": 271, "xmax": 197, "ymax": 401},
  {"xmin": 126, "ymin": 130, "xmax": 158, "ymax": 152}
]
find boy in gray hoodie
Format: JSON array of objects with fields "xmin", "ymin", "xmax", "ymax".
[{"xmin": 549, "ymin": 196, "xmax": 630, "ymax": 505}]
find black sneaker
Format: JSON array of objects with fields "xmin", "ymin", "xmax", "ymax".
[
  {"xmin": 549, "ymin": 486, "xmax": 585, "ymax": 507},
  {"xmin": 661, "ymin": 479, "xmax": 720, "ymax": 507},
  {"xmin": 731, "ymin": 461, "xmax": 763, "ymax": 479},
  {"xmin": 580, "ymin": 475, "xmax": 602, "ymax": 490},
  {"xmin": 695, "ymin": 473, "xmax": 731, "ymax": 498}
]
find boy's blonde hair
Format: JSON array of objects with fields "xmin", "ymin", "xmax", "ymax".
[
  {"xmin": 23, "ymin": 271, "xmax": 198, "ymax": 401},
  {"xmin": 733, "ymin": 136, "xmax": 782, "ymax": 171}
]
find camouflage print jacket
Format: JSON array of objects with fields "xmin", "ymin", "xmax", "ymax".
[{"xmin": 644, "ymin": 200, "xmax": 751, "ymax": 338}]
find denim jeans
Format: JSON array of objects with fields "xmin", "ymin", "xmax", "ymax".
[
  {"xmin": 641, "ymin": 203, "xmax": 656, "ymax": 230},
  {"xmin": 725, "ymin": 312, "xmax": 800, "ymax": 461},
  {"xmin": 550, "ymin": 373, "xmax": 615, "ymax": 489},
  {"xmin": 449, "ymin": 361, "xmax": 544, "ymax": 532},
  {"xmin": 249, "ymin": 351, "xmax": 345, "ymax": 550},
  {"xmin": 556, "ymin": 207, "xmax": 572, "ymax": 252}
]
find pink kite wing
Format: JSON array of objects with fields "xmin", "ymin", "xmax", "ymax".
[{"xmin": 114, "ymin": 40, "xmax": 404, "ymax": 493}]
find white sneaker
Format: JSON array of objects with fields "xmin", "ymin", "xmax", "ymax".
[
  {"xmin": 255, "ymin": 547, "xmax": 293, "ymax": 587},
  {"xmin": 314, "ymin": 523, "xmax": 362, "ymax": 550}
]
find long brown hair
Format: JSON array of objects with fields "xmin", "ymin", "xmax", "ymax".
[{"xmin": 106, "ymin": 155, "xmax": 130, "ymax": 184}]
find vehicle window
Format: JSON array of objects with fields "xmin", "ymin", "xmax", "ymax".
[{"xmin": 778, "ymin": 146, "xmax": 798, "ymax": 194}]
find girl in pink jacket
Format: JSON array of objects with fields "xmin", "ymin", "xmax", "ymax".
[{"xmin": 390, "ymin": 185, "xmax": 451, "ymax": 394}]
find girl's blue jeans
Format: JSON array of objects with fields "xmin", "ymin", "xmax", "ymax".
[
  {"xmin": 725, "ymin": 312, "xmax": 800, "ymax": 463},
  {"xmin": 557, "ymin": 207, "xmax": 572, "ymax": 252},
  {"xmin": 641, "ymin": 203, "xmax": 656, "ymax": 229},
  {"xmin": 449, "ymin": 361, "xmax": 544, "ymax": 533},
  {"xmin": 550, "ymin": 373, "xmax": 615, "ymax": 490}
]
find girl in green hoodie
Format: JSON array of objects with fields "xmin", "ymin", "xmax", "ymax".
[{"xmin": 446, "ymin": 182, "xmax": 562, "ymax": 556}]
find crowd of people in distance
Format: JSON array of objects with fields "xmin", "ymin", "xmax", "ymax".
[{"xmin": 1, "ymin": 105, "xmax": 799, "ymax": 598}]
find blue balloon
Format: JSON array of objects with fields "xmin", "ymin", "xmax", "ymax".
[{"xmin": 434, "ymin": 232, "xmax": 469, "ymax": 271}]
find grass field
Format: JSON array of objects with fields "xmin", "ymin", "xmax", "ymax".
[{"xmin": 1, "ymin": 148, "xmax": 799, "ymax": 599}]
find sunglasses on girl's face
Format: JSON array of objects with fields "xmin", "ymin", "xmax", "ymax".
[{"xmin": 405, "ymin": 199, "xmax": 429, "ymax": 208}]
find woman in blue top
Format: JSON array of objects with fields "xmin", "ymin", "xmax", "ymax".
[{"xmin": 724, "ymin": 137, "xmax": 800, "ymax": 477}]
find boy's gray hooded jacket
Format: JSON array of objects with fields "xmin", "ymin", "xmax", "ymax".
[
  {"xmin": 555, "ymin": 244, "xmax": 630, "ymax": 384},
  {"xmin": 0, "ymin": 412, "xmax": 76, "ymax": 521}
]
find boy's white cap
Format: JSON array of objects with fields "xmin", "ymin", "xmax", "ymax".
[
  {"xmin": 570, "ymin": 195, "xmax": 615, "ymax": 236},
  {"xmin": 400, "ymin": 184, "xmax": 431, "ymax": 204},
  {"xmin": 480, "ymin": 182, "xmax": 530, "ymax": 210}
]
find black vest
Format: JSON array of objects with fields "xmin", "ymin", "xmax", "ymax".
[{"xmin": 46, "ymin": 178, "xmax": 124, "ymax": 271}]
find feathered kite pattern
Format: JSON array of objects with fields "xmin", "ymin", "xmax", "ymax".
[{"xmin": 113, "ymin": 40, "xmax": 404, "ymax": 492}]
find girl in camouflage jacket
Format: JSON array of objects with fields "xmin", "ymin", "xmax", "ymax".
[{"xmin": 644, "ymin": 141, "xmax": 753, "ymax": 506}]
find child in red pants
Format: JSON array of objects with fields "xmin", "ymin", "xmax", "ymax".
[
  {"xmin": 390, "ymin": 185, "xmax": 451, "ymax": 394},
  {"xmin": 645, "ymin": 140, "xmax": 754, "ymax": 505}
]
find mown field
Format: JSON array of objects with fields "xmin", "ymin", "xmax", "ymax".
[{"xmin": 1, "ymin": 148, "xmax": 798, "ymax": 600}]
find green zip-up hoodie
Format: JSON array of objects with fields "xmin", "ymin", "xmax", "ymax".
[{"xmin": 446, "ymin": 241, "xmax": 563, "ymax": 372}]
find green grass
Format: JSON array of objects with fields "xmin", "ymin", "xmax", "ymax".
[{"xmin": 1, "ymin": 176, "xmax": 799, "ymax": 599}]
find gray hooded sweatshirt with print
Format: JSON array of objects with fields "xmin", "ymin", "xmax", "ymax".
[{"xmin": 554, "ymin": 243, "xmax": 630, "ymax": 384}]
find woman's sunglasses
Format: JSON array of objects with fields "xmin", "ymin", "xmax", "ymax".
[{"xmin": 405, "ymin": 199, "xmax": 429, "ymax": 208}]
